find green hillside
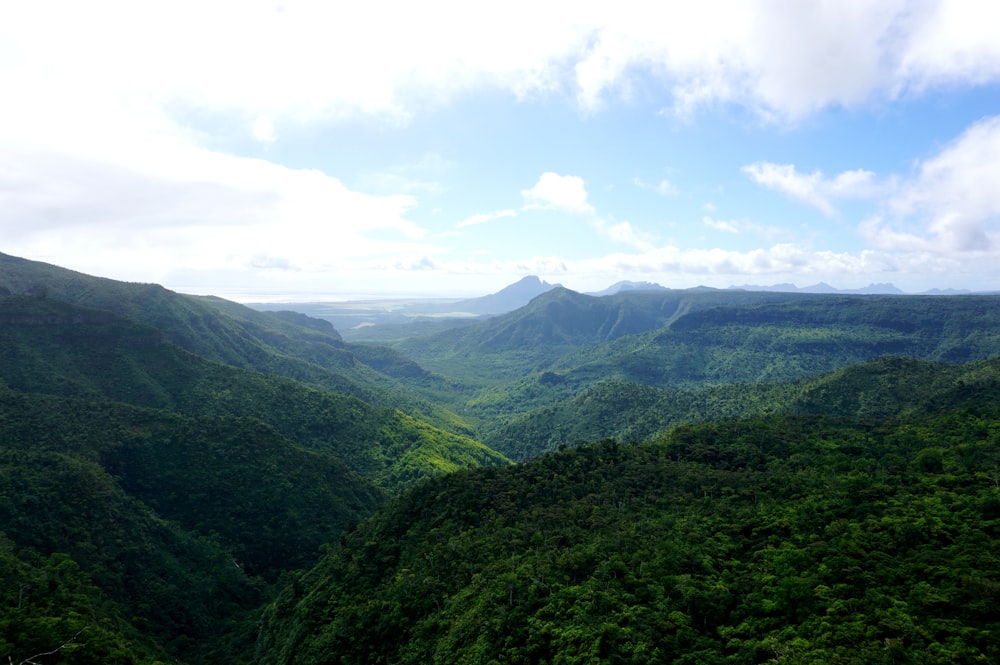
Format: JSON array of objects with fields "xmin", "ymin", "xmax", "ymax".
[
  {"xmin": 388, "ymin": 289, "xmax": 1000, "ymax": 437},
  {"xmin": 538, "ymin": 294, "xmax": 1000, "ymax": 390},
  {"xmin": 392, "ymin": 287, "xmax": 815, "ymax": 384},
  {"xmin": 0, "ymin": 389, "xmax": 366, "ymax": 663},
  {"xmin": 0, "ymin": 390, "xmax": 382, "ymax": 578},
  {"xmin": 0, "ymin": 294, "xmax": 507, "ymax": 492},
  {"xmin": 4, "ymin": 253, "xmax": 1000, "ymax": 664},
  {"xmin": 0, "ymin": 252, "xmax": 473, "ymax": 438},
  {"xmin": 258, "ymin": 397, "xmax": 1000, "ymax": 664},
  {"xmin": 0, "ymin": 257, "xmax": 511, "ymax": 664},
  {"xmin": 485, "ymin": 357, "xmax": 1000, "ymax": 460}
]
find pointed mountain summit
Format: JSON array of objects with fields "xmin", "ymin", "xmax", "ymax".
[{"xmin": 451, "ymin": 275, "xmax": 560, "ymax": 315}]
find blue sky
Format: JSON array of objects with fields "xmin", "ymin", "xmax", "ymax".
[{"xmin": 2, "ymin": 1, "xmax": 1000, "ymax": 299}]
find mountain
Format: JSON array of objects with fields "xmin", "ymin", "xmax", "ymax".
[
  {"xmin": 0, "ymin": 257, "xmax": 509, "ymax": 662},
  {"xmin": 449, "ymin": 275, "xmax": 560, "ymax": 314},
  {"xmin": 388, "ymin": 289, "xmax": 1000, "ymax": 446},
  {"xmin": 0, "ymin": 251, "xmax": 476, "ymax": 437},
  {"xmin": 5, "ymin": 251, "xmax": 1000, "ymax": 663},
  {"xmin": 0, "ymin": 294, "xmax": 507, "ymax": 492},
  {"xmin": 392, "ymin": 287, "xmax": 817, "ymax": 384},
  {"xmin": 587, "ymin": 279, "xmax": 667, "ymax": 296},
  {"xmin": 257, "ymin": 397, "xmax": 1000, "ymax": 664},
  {"xmin": 922, "ymin": 287, "xmax": 974, "ymax": 295},
  {"xmin": 729, "ymin": 281, "xmax": 906, "ymax": 294},
  {"xmin": 484, "ymin": 356, "xmax": 1000, "ymax": 460}
]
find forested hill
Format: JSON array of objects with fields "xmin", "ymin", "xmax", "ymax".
[
  {"xmin": 385, "ymin": 287, "xmax": 1000, "ymax": 445},
  {"xmin": 0, "ymin": 260, "xmax": 509, "ymax": 663},
  {"xmin": 0, "ymin": 251, "xmax": 472, "ymax": 437},
  {"xmin": 0, "ymin": 294, "xmax": 507, "ymax": 492},
  {"xmin": 4, "ymin": 251, "xmax": 1000, "ymax": 664},
  {"xmin": 0, "ymin": 386, "xmax": 384, "ymax": 663},
  {"xmin": 394, "ymin": 289, "xmax": 1000, "ymax": 385},
  {"xmin": 486, "ymin": 356, "xmax": 1000, "ymax": 460},
  {"xmin": 391, "ymin": 286, "xmax": 820, "ymax": 381},
  {"xmin": 258, "ymin": 400, "xmax": 1000, "ymax": 664}
]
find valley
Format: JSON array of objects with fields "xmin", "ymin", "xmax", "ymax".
[{"xmin": 2, "ymin": 251, "xmax": 999, "ymax": 663}]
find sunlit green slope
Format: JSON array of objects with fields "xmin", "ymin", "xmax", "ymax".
[
  {"xmin": 0, "ymin": 295, "xmax": 508, "ymax": 492},
  {"xmin": 258, "ymin": 390, "xmax": 1000, "ymax": 664}
]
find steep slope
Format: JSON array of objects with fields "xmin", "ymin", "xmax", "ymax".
[
  {"xmin": 0, "ymin": 390, "xmax": 383, "ymax": 578},
  {"xmin": 485, "ymin": 357, "xmax": 1000, "ymax": 460},
  {"xmin": 0, "ymin": 251, "xmax": 473, "ymax": 436},
  {"xmin": 448, "ymin": 275, "xmax": 560, "ymax": 314},
  {"xmin": 0, "ymin": 295, "xmax": 509, "ymax": 492},
  {"xmin": 0, "ymin": 391, "xmax": 321, "ymax": 663},
  {"xmin": 456, "ymin": 293, "xmax": 1000, "ymax": 426},
  {"xmin": 393, "ymin": 287, "xmax": 811, "ymax": 384},
  {"xmin": 548, "ymin": 295, "xmax": 1000, "ymax": 387},
  {"xmin": 1, "ymin": 534, "xmax": 162, "ymax": 664},
  {"xmin": 257, "ymin": 391, "xmax": 1000, "ymax": 664}
]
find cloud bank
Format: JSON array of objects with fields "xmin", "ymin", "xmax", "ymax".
[{"xmin": 2, "ymin": 1, "xmax": 1000, "ymax": 294}]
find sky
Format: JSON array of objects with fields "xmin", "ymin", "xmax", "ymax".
[{"xmin": 2, "ymin": 1, "xmax": 1000, "ymax": 300}]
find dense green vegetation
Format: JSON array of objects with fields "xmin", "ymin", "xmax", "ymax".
[
  {"xmin": 0, "ymin": 251, "xmax": 474, "ymax": 438},
  {"xmin": 385, "ymin": 288, "xmax": 1000, "ymax": 442},
  {"xmin": 4, "ymin": 252, "xmax": 1000, "ymax": 663},
  {"xmin": 1, "ymin": 533, "xmax": 164, "ymax": 664},
  {"xmin": 0, "ymin": 256, "xmax": 507, "ymax": 663},
  {"xmin": 0, "ymin": 295, "xmax": 506, "ymax": 492},
  {"xmin": 486, "ymin": 357, "xmax": 1000, "ymax": 460},
  {"xmin": 258, "ymin": 404, "xmax": 1000, "ymax": 664},
  {"xmin": 391, "ymin": 287, "xmax": 814, "ymax": 384},
  {"xmin": 0, "ymin": 391, "xmax": 382, "ymax": 577},
  {"xmin": 0, "ymin": 386, "xmax": 388, "ymax": 662}
]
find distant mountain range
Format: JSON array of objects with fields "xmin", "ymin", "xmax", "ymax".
[
  {"xmin": 728, "ymin": 281, "xmax": 1000, "ymax": 295},
  {"xmin": 586, "ymin": 280, "xmax": 668, "ymax": 296},
  {"xmin": 590, "ymin": 279, "xmax": 981, "ymax": 296},
  {"xmin": 251, "ymin": 277, "xmax": 992, "ymax": 340}
]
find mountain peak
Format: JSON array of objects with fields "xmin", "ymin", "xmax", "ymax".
[
  {"xmin": 497, "ymin": 275, "xmax": 553, "ymax": 294},
  {"xmin": 451, "ymin": 276, "xmax": 560, "ymax": 315}
]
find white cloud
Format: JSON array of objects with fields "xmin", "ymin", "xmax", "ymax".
[
  {"xmin": 252, "ymin": 116, "xmax": 278, "ymax": 144},
  {"xmin": 358, "ymin": 153, "xmax": 452, "ymax": 195},
  {"xmin": 250, "ymin": 254, "xmax": 295, "ymax": 271},
  {"xmin": 569, "ymin": 242, "xmax": 903, "ymax": 287},
  {"xmin": 457, "ymin": 209, "xmax": 518, "ymax": 228},
  {"xmin": 0, "ymin": 140, "xmax": 431, "ymax": 284},
  {"xmin": 702, "ymin": 216, "xmax": 785, "ymax": 242},
  {"xmin": 863, "ymin": 115, "xmax": 1000, "ymax": 253},
  {"xmin": 896, "ymin": 1, "xmax": 1000, "ymax": 91},
  {"xmin": 3, "ymin": 1, "xmax": 1000, "ymax": 296},
  {"xmin": 742, "ymin": 162, "xmax": 879, "ymax": 216},
  {"xmin": 521, "ymin": 172, "xmax": 595, "ymax": 215},
  {"xmin": 599, "ymin": 220, "xmax": 656, "ymax": 251},
  {"xmin": 703, "ymin": 216, "xmax": 740, "ymax": 234},
  {"xmin": 633, "ymin": 176, "xmax": 677, "ymax": 196},
  {"xmin": 569, "ymin": 1, "xmax": 1000, "ymax": 121},
  {"xmin": 5, "ymin": 1, "xmax": 996, "ymax": 139}
]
